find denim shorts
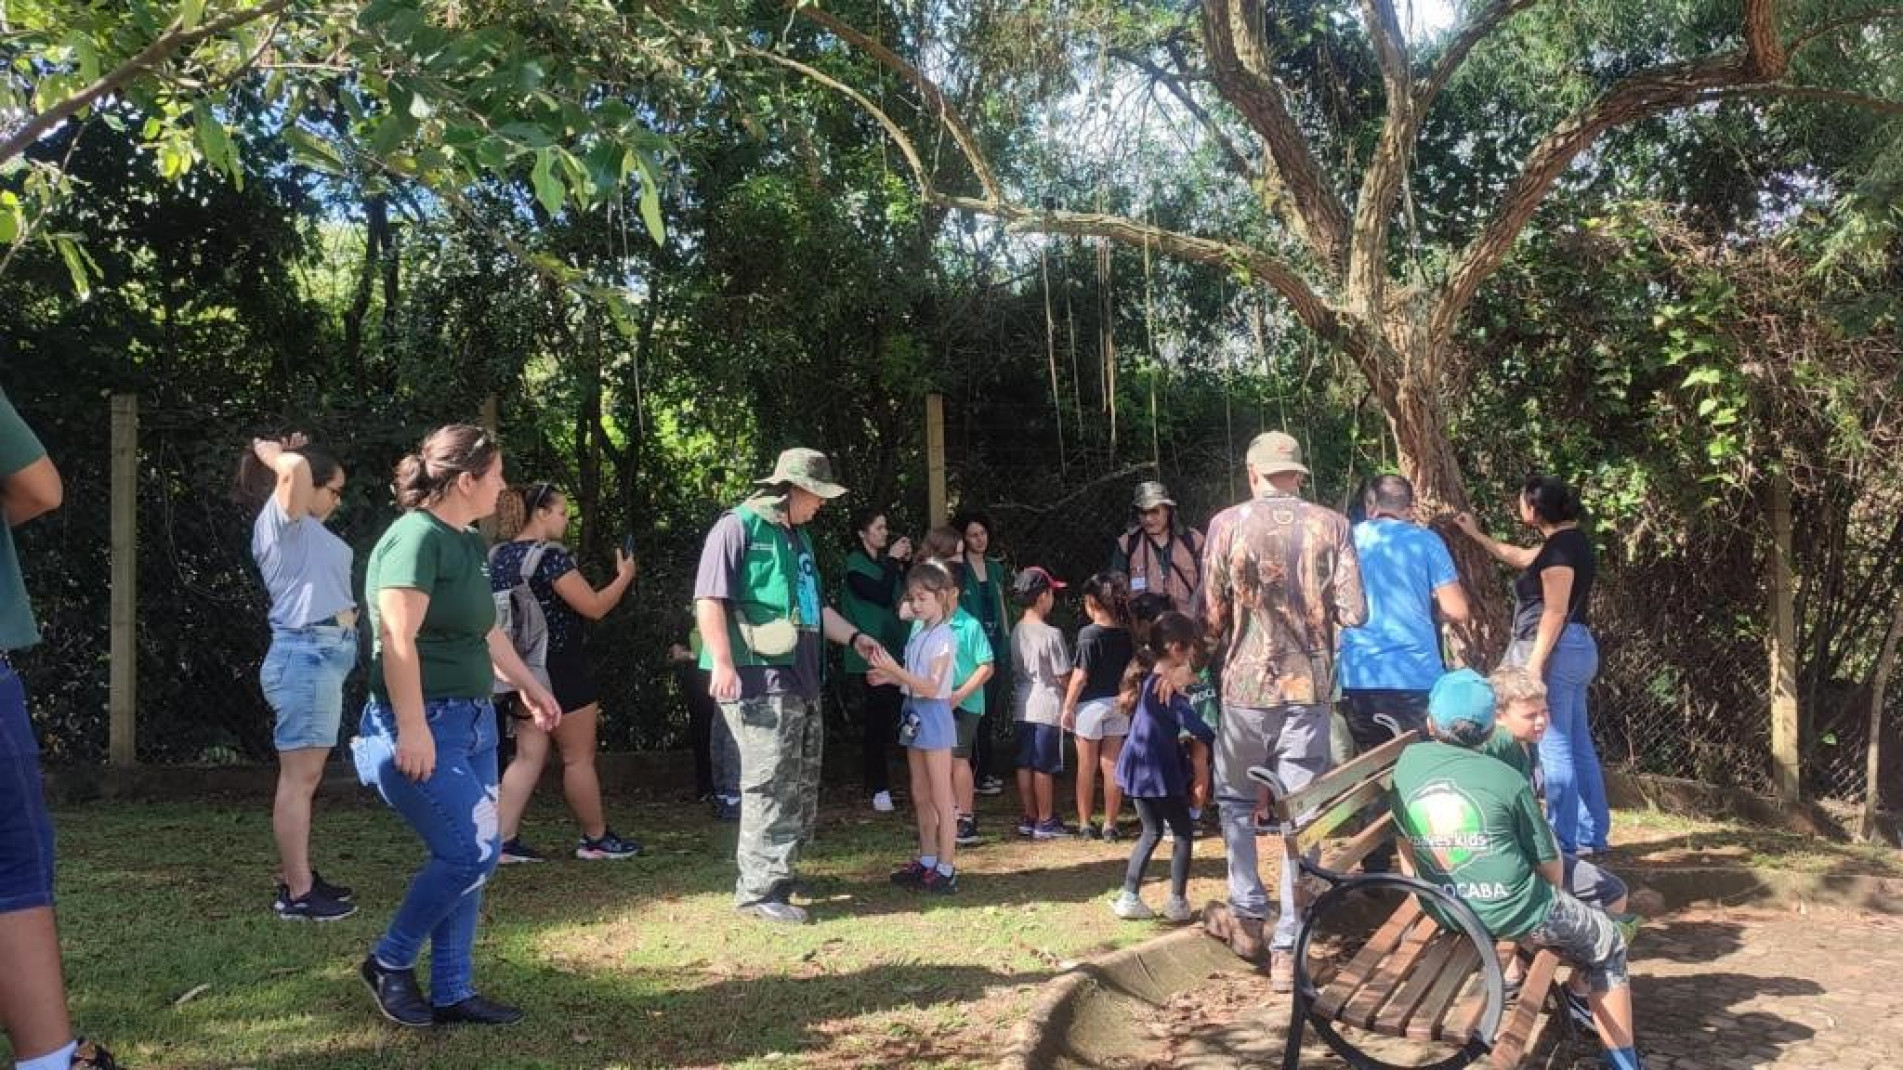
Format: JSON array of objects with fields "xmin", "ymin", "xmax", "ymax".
[
  {"xmin": 0, "ymin": 663, "xmax": 57, "ymax": 914},
  {"xmin": 1016, "ymin": 721, "xmax": 1065, "ymax": 775},
  {"xmin": 900, "ymin": 698, "xmax": 955, "ymax": 751},
  {"xmin": 261, "ymin": 625, "xmax": 358, "ymax": 751}
]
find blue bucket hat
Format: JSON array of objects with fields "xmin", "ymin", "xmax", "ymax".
[{"xmin": 1429, "ymin": 668, "xmax": 1497, "ymax": 734}]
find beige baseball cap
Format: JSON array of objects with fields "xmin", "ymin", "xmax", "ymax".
[{"xmin": 1246, "ymin": 431, "xmax": 1308, "ymax": 476}]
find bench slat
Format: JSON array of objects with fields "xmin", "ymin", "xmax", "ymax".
[
  {"xmin": 1405, "ymin": 937, "xmax": 1480, "ymax": 1041},
  {"xmin": 1341, "ymin": 910, "xmax": 1441, "ymax": 1029},
  {"xmin": 1313, "ymin": 896, "xmax": 1425, "ymax": 1019},
  {"xmin": 1373, "ymin": 929, "xmax": 1467, "ymax": 1034},
  {"xmin": 1489, "ymin": 950, "xmax": 1563, "ymax": 1066},
  {"xmin": 1320, "ymin": 811, "xmax": 1395, "ymax": 874},
  {"xmin": 1271, "ymin": 730, "xmax": 1419, "ymax": 822},
  {"xmin": 1295, "ymin": 776, "xmax": 1394, "ymax": 855}
]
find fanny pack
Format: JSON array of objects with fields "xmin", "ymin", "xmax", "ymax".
[{"xmin": 738, "ymin": 617, "xmax": 800, "ymax": 658}]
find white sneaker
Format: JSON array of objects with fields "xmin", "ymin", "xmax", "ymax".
[
  {"xmin": 871, "ymin": 791, "xmax": 895, "ymax": 813},
  {"xmin": 1111, "ymin": 891, "xmax": 1155, "ymax": 920},
  {"xmin": 1162, "ymin": 896, "xmax": 1195, "ymax": 923}
]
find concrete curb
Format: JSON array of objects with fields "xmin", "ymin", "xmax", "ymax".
[
  {"xmin": 1002, "ymin": 925, "xmax": 1247, "ymax": 1070},
  {"xmin": 1007, "ymin": 865, "xmax": 1903, "ymax": 1069}
]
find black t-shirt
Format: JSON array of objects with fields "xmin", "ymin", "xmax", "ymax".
[
  {"xmin": 1510, "ymin": 527, "xmax": 1594, "ymax": 640},
  {"xmin": 1075, "ymin": 623, "xmax": 1135, "ymax": 701}
]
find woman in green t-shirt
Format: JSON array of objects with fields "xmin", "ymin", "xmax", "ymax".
[
  {"xmin": 353, "ymin": 424, "xmax": 561, "ymax": 1030},
  {"xmin": 842, "ymin": 508, "xmax": 911, "ymax": 812}
]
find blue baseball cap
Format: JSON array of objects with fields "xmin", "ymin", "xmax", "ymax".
[{"xmin": 1429, "ymin": 668, "xmax": 1496, "ymax": 734}]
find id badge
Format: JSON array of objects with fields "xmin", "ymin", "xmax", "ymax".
[{"xmin": 1130, "ymin": 576, "xmax": 1149, "ymax": 592}]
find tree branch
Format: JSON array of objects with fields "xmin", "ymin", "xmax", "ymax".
[
  {"xmin": 1347, "ymin": 0, "xmax": 1415, "ymax": 317},
  {"xmin": 1787, "ymin": 6, "xmax": 1903, "ymax": 55},
  {"xmin": 1429, "ymin": 0, "xmax": 1790, "ymax": 347},
  {"xmin": 1111, "ymin": 45, "xmax": 1255, "ymax": 183},
  {"xmin": 792, "ymin": 4, "xmax": 1003, "ymax": 205},
  {"xmin": 1200, "ymin": 0, "xmax": 1352, "ymax": 273},
  {"xmin": 1701, "ymin": 83, "xmax": 1903, "ymax": 117},
  {"xmin": 752, "ymin": 42, "xmax": 1352, "ymax": 357},
  {"xmin": 0, "ymin": 0, "xmax": 299, "ymax": 166},
  {"xmin": 1416, "ymin": 0, "xmax": 1545, "ymax": 117}
]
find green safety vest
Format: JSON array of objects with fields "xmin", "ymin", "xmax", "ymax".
[
  {"xmin": 840, "ymin": 549, "xmax": 904, "ymax": 674},
  {"xmin": 699, "ymin": 503, "xmax": 812, "ymax": 670}
]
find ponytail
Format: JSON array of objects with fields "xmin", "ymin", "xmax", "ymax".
[
  {"xmin": 1083, "ymin": 571, "xmax": 1133, "ymax": 629},
  {"xmin": 392, "ymin": 424, "xmax": 498, "ymax": 510}
]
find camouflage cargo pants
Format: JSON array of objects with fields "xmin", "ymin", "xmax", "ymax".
[{"xmin": 720, "ymin": 693, "xmax": 824, "ymax": 906}]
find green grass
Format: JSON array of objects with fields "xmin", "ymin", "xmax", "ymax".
[
  {"xmin": 44, "ymin": 791, "xmax": 1229, "ymax": 1070},
  {"xmin": 39, "ymin": 792, "xmax": 1898, "ymax": 1068}
]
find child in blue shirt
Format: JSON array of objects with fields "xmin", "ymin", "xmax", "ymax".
[{"xmin": 1111, "ymin": 611, "xmax": 1215, "ymax": 922}]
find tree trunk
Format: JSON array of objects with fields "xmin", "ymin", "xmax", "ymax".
[
  {"xmin": 1387, "ymin": 376, "xmax": 1509, "ymax": 662},
  {"xmin": 1860, "ymin": 589, "xmax": 1903, "ymax": 840}
]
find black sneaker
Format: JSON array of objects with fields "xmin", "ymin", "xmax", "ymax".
[
  {"xmin": 890, "ymin": 858, "xmax": 930, "ymax": 887},
  {"xmin": 70, "ymin": 1038, "xmax": 120, "ymax": 1069},
  {"xmin": 737, "ymin": 898, "xmax": 810, "ymax": 924},
  {"xmin": 311, "ymin": 869, "xmax": 355, "ymax": 902},
  {"xmin": 975, "ymin": 776, "xmax": 1006, "ymax": 796},
  {"xmin": 276, "ymin": 885, "xmax": 357, "ymax": 922},
  {"xmin": 360, "ymin": 955, "xmax": 433, "ymax": 1028},
  {"xmin": 1101, "ymin": 824, "xmax": 1124, "ymax": 843},
  {"xmin": 575, "ymin": 830, "xmax": 642, "ymax": 860},
  {"xmin": 955, "ymin": 815, "xmax": 980, "ymax": 846},
  {"xmin": 499, "ymin": 838, "xmax": 547, "ymax": 865},
  {"xmin": 433, "ymin": 994, "xmax": 525, "ymax": 1026},
  {"xmin": 1073, "ymin": 822, "xmax": 1099, "ymax": 840},
  {"xmin": 917, "ymin": 868, "xmax": 958, "ymax": 894}
]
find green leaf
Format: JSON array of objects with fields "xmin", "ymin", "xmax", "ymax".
[
  {"xmin": 639, "ymin": 177, "xmax": 665, "ymax": 245},
  {"xmin": 1696, "ymin": 397, "xmax": 1719, "ymax": 417},
  {"xmin": 530, "ymin": 148, "xmax": 565, "ymax": 218},
  {"xmin": 177, "ymin": 0, "xmax": 206, "ymax": 31},
  {"xmin": 1681, "ymin": 367, "xmax": 1722, "ymax": 389},
  {"xmin": 192, "ymin": 101, "xmax": 237, "ymax": 184},
  {"xmin": 55, "ymin": 236, "xmax": 92, "ymax": 298},
  {"xmin": 283, "ymin": 126, "xmax": 346, "ymax": 176}
]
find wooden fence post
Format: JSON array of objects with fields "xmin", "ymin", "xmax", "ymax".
[
  {"xmin": 109, "ymin": 393, "xmax": 138, "ymax": 766},
  {"xmin": 1768, "ymin": 472, "xmax": 1801, "ymax": 802},
  {"xmin": 1861, "ymin": 592, "xmax": 1903, "ymax": 840},
  {"xmin": 926, "ymin": 392, "xmax": 947, "ymax": 528}
]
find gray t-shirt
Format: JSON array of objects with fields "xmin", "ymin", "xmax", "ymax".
[
  {"xmin": 693, "ymin": 510, "xmax": 824, "ymax": 702},
  {"xmin": 1012, "ymin": 616, "xmax": 1072, "ymax": 726},
  {"xmin": 251, "ymin": 498, "xmax": 355, "ymax": 629}
]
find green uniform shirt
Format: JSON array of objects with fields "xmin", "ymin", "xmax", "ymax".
[
  {"xmin": 1481, "ymin": 729, "xmax": 1538, "ymax": 785},
  {"xmin": 912, "ymin": 608, "xmax": 994, "ymax": 716},
  {"xmin": 840, "ymin": 548, "xmax": 904, "ymax": 674},
  {"xmin": 365, "ymin": 509, "xmax": 497, "ymax": 701},
  {"xmin": 0, "ymin": 389, "xmax": 47, "ymax": 650},
  {"xmin": 1390, "ymin": 740, "xmax": 1558, "ymax": 940}
]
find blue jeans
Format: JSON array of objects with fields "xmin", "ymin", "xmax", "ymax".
[
  {"xmin": 261, "ymin": 625, "xmax": 357, "ymax": 751},
  {"xmin": 1526, "ymin": 625, "xmax": 1609, "ymax": 854},
  {"xmin": 0, "ymin": 662, "xmax": 57, "ymax": 914},
  {"xmin": 353, "ymin": 697, "xmax": 500, "ymax": 1006}
]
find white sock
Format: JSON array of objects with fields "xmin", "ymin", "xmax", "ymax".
[
  {"xmin": 936, "ymin": 861, "xmax": 955, "ymax": 877},
  {"xmin": 920, "ymin": 855, "xmax": 938, "ymax": 869},
  {"xmin": 18, "ymin": 1040, "xmax": 78, "ymax": 1070}
]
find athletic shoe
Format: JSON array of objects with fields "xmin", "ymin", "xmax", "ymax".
[
  {"xmin": 1032, "ymin": 818, "xmax": 1066, "ymax": 840},
  {"xmin": 1162, "ymin": 895, "xmax": 1195, "ymax": 923},
  {"xmin": 890, "ymin": 859, "xmax": 930, "ymax": 887},
  {"xmin": 1562, "ymin": 987, "xmax": 1596, "ymax": 1030},
  {"xmin": 871, "ymin": 791, "xmax": 896, "ymax": 813},
  {"xmin": 1269, "ymin": 949, "xmax": 1296, "ymax": 994},
  {"xmin": 1111, "ymin": 891, "xmax": 1155, "ymax": 920},
  {"xmin": 499, "ymin": 838, "xmax": 546, "ymax": 864},
  {"xmin": 955, "ymin": 815, "xmax": 980, "ymax": 846},
  {"xmin": 70, "ymin": 1038, "xmax": 120, "ymax": 1069},
  {"xmin": 310, "ymin": 870, "xmax": 355, "ymax": 902},
  {"xmin": 976, "ymin": 776, "xmax": 1006, "ymax": 796},
  {"xmin": 1101, "ymin": 824, "xmax": 1124, "ymax": 843},
  {"xmin": 433, "ymin": 994, "xmax": 525, "ymax": 1026},
  {"xmin": 1073, "ymin": 822, "xmax": 1100, "ymax": 840},
  {"xmin": 1016, "ymin": 815, "xmax": 1037, "ymax": 837},
  {"xmin": 276, "ymin": 885, "xmax": 357, "ymax": 922},
  {"xmin": 737, "ymin": 898, "xmax": 810, "ymax": 924},
  {"xmin": 576, "ymin": 830, "xmax": 643, "ymax": 860},
  {"xmin": 918, "ymin": 868, "xmax": 958, "ymax": 894},
  {"xmin": 361, "ymin": 955, "xmax": 433, "ymax": 1028}
]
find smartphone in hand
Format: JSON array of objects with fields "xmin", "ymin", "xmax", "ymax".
[{"xmin": 622, "ymin": 534, "xmax": 637, "ymax": 559}]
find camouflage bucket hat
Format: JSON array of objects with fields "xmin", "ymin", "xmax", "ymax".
[{"xmin": 754, "ymin": 448, "xmax": 846, "ymax": 499}]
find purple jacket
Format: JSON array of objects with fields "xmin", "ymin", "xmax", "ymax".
[{"xmin": 1115, "ymin": 675, "xmax": 1216, "ymax": 799}]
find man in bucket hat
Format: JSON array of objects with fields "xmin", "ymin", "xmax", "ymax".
[
  {"xmin": 1111, "ymin": 480, "xmax": 1205, "ymax": 617},
  {"xmin": 695, "ymin": 448, "xmax": 880, "ymax": 924},
  {"xmin": 1201, "ymin": 431, "xmax": 1365, "ymax": 991}
]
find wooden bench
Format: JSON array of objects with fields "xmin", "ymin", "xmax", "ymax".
[{"xmin": 1244, "ymin": 730, "xmax": 1564, "ymax": 1070}]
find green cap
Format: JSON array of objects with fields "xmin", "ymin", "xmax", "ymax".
[
  {"xmin": 1429, "ymin": 668, "xmax": 1496, "ymax": 734},
  {"xmin": 754, "ymin": 448, "xmax": 846, "ymax": 499}
]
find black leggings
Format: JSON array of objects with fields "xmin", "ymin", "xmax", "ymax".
[
  {"xmin": 1123, "ymin": 795, "xmax": 1195, "ymax": 897},
  {"xmin": 858, "ymin": 678, "xmax": 904, "ymax": 794}
]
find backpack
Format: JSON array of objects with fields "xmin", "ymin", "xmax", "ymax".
[{"xmin": 490, "ymin": 540, "xmax": 554, "ymax": 694}]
